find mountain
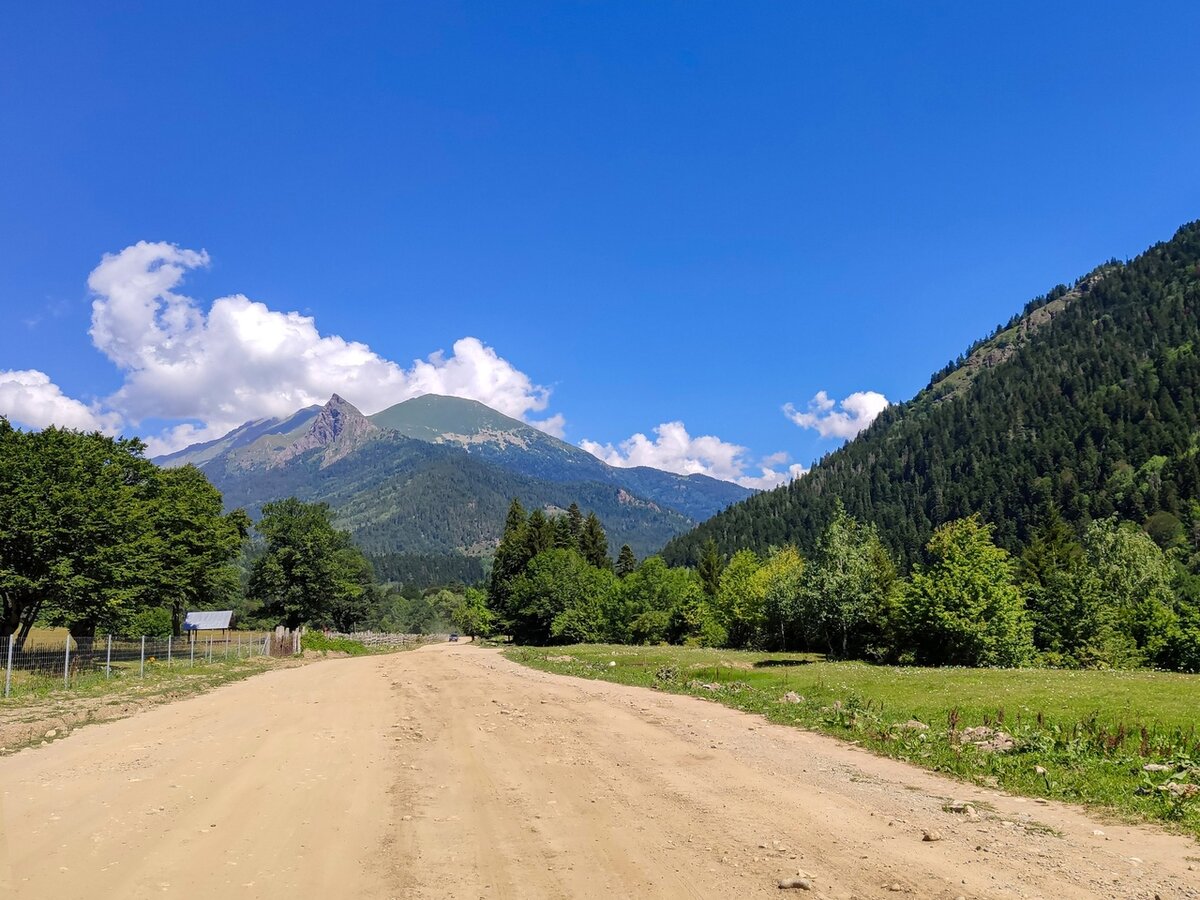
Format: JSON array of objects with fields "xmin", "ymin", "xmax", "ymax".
[
  {"xmin": 154, "ymin": 404, "xmax": 322, "ymax": 469},
  {"xmin": 369, "ymin": 394, "xmax": 747, "ymax": 521},
  {"xmin": 158, "ymin": 394, "xmax": 752, "ymax": 583},
  {"xmin": 663, "ymin": 220, "xmax": 1200, "ymax": 568}
]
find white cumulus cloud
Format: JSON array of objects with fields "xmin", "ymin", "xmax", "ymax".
[
  {"xmin": 76, "ymin": 241, "xmax": 561, "ymax": 453},
  {"xmin": 0, "ymin": 370, "xmax": 121, "ymax": 434},
  {"xmin": 580, "ymin": 421, "xmax": 805, "ymax": 490},
  {"xmin": 734, "ymin": 462, "xmax": 809, "ymax": 490},
  {"xmin": 528, "ymin": 413, "xmax": 567, "ymax": 440},
  {"xmin": 783, "ymin": 390, "xmax": 889, "ymax": 440}
]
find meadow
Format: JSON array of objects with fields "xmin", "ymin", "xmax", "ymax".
[{"xmin": 508, "ymin": 644, "xmax": 1200, "ymax": 839}]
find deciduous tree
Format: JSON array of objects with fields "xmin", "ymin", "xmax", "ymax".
[
  {"xmin": 900, "ymin": 516, "xmax": 1034, "ymax": 666},
  {"xmin": 248, "ymin": 498, "xmax": 375, "ymax": 630}
]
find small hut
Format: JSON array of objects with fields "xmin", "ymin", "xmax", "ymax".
[{"xmin": 183, "ymin": 610, "xmax": 233, "ymax": 640}]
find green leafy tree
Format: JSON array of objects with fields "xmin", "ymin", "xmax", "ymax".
[
  {"xmin": 451, "ymin": 587, "xmax": 494, "ymax": 638},
  {"xmin": 801, "ymin": 508, "xmax": 896, "ymax": 658},
  {"xmin": 611, "ymin": 556, "xmax": 702, "ymax": 644},
  {"xmin": 0, "ymin": 422, "xmax": 160, "ymax": 648},
  {"xmin": 1082, "ymin": 517, "xmax": 1178, "ymax": 666},
  {"xmin": 149, "ymin": 465, "xmax": 250, "ymax": 635},
  {"xmin": 507, "ymin": 549, "xmax": 615, "ymax": 644},
  {"xmin": 372, "ymin": 585, "xmax": 458, "ymax": 634},
  {"xmin": 754, "ymin": 546, "xmax": 806, "ymax": 650},
  {"xmin": 713, "ymin": 550, "xmax": 763, "ymax": 648},
  {"xmin": 900, "ymin": 516, "xmax": 1034, "ymax": 667},
  {"xmin": 128, "ymin": 607, "xmax": 173, "ymax": 638},
  {"xmin": 248, "ymin": 498, "xmax": 375, "ymax": 629}
]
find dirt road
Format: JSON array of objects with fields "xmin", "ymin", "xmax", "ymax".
[{"xmin": 1, "ymin": 644, "xmax": 1195, "ymax": 899}]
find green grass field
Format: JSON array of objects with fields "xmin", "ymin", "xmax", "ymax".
[
  {"xmin": 507, "ymin": 644, "xmax": 1200, "ymax": 839},
  {"xmin": 2, "ymin": 653, "xmax": 278, "ymax": 706}
]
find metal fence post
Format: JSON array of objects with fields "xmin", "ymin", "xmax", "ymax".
[
  {"xmin": 4, "ymin": 634, "xmax": 13, "ymax": 698},
  {"xmin": 105, "ymin": 635, "xmax": 112, "ymax": 679},
  {"xmin": 190, "ymin": 632, "xmax": 195, "ymax": 667},
  {"xmin": 207, "ymin": 634, "xmax": 213, "ymax": 662},
  {"xmin": 64, "ymin": 635, "xmax": 71, "ymax": 689},
  {"xmin": 140, "ymin": 636, "xmax": 145, "ymax": 678},
  {"xmin": 167, "ymin": 634, "xmax": 172, "ymax": 668}
]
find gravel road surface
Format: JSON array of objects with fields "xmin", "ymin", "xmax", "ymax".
[{"xmin": 1, "ymin": 642, "xmax": 1195, "ymax": 899}]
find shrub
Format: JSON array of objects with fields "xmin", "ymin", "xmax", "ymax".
[
  {"xmin": 127, "ymin": 607, "xmax": 173, "ymax": 638},
  {"xmin": 300, "ymin": 631, "xmax": 370, "ymax": 656}
]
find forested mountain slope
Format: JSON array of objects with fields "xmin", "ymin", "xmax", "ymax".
[
  {"xmin": 158, "ymin": 394, "xmax": 747, "ymax": 581},
  {"xmin": 664, "ymin": 221, "xmax": 1200, "ymax": 567},
  {"xmin": 368, "ymin": 394, "xmax": 750, "ymax": 520}
]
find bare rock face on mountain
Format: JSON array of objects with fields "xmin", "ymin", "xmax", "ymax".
[{"xmin": 275, "ymin": 394, "xmax": 378, "ymax": 467}]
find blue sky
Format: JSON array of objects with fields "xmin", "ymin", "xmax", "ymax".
[{"xmin": 2, "ymin": 2, "xmax": 1199, "ymax": 486}]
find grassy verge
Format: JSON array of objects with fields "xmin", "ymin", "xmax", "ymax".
[
  {"xmin": 507, "ymin": 643, "xmax": 1200, "ymax": 840},
  {"xmin": 0, "ymin": 655, "xmax": 290, "ymax": 754},
  {"xmin": 3, "ymin": 654, "xmax": 277, "ymax": 705},
  {"xmin": 300, "ymin": 632, "xmax": 443, "ymax": 655},
  {"xmin": 300, "ymin": 632, "xmax": 373, "ymax": 656}
]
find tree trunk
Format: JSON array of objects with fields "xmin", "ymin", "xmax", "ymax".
[
  {"xmin": 14, "ymin": 603, "xmax": 41, "ymax": 653},
  {"xmin": 69, "ymin": 619, "xmax": 98, "ymax": 671},
  {"xmin": 2, "ymin": 594, "xmax": 42, "ymax": 652}
]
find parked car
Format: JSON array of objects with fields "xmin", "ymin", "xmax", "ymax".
[{"xmin": 448, "ymin": 633, "xmax": 459, "ymax": 642}]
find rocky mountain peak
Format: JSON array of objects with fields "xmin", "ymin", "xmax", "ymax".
[{"xmin": 276, "ymin": 394, "xmax": 378, "ymax": 466}]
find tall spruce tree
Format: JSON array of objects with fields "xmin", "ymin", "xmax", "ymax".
[
  {"xmin": 579, "ymin": 512, "xmax": 611, "ymax": 569},
  {"xmin": 488, "ymin": 499, "xmax": 529, "ymax": 618},
  {"xmin": 566, "ymin": 502, "xmax": 584, "ymax": 547},
  {"xmin": 615, "ymin": 544, "xmax": 637, "ymax": 578},
  {"xmin": 1018, "ymin": 504, "xmax": 1087, "ymax": 658},
  {"xmin": 553, "ymin": 515, "xmax": 575, "ymax": 549},
  {"xmin": 525, "ymin": 509, "xmax": 556, "ymax": 558},
  {"xmin": 697, "ymin": 538, "xmax": 725, "ymax": 599}
]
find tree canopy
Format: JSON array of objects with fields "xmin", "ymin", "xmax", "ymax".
[
  {"xmin": 247, "ymin": 498, "xmax": 376, "ymax": 631},
  {"xmin": 0, "ymin": 422, "xmax": 247, "ymax": 646}
]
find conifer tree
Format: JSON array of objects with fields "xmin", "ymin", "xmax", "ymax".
[
  {"xmin": 1019, "ymin": 503, "xmax": 1086, "ymax": 657},
  {"xmin": 697, "ymin": 538, "xmax": 725, "ymax": 599},
  {"xmin": 579, "ymin": 512, "xmax": 610, "ymax": 569},
  {"xmin": 553, "ymin": 515, "xmax": 575, "ymax": 549},
  {"xmin": 615, "ymin": 544, "xmax": 637, "ymax": 578},
  {"xmin": 488, "ymin": 499, "xmax": 529, "ymax": 614},
  {"xmin": 525, "ymin": 509, "xmax": 556, "ymax": 558},
  {"xmin": 566, "ymin": 502, "xmax": 584, "ymax": 547}
]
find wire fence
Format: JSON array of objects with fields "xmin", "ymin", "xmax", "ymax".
[{"xmin": 2, "ymin": 631, "xmax": 274, "ymax": 700}]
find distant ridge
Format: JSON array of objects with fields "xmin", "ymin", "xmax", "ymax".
[{"xmin": 157, "ymin": 392, "xmax": 752, "ymax": 583}]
